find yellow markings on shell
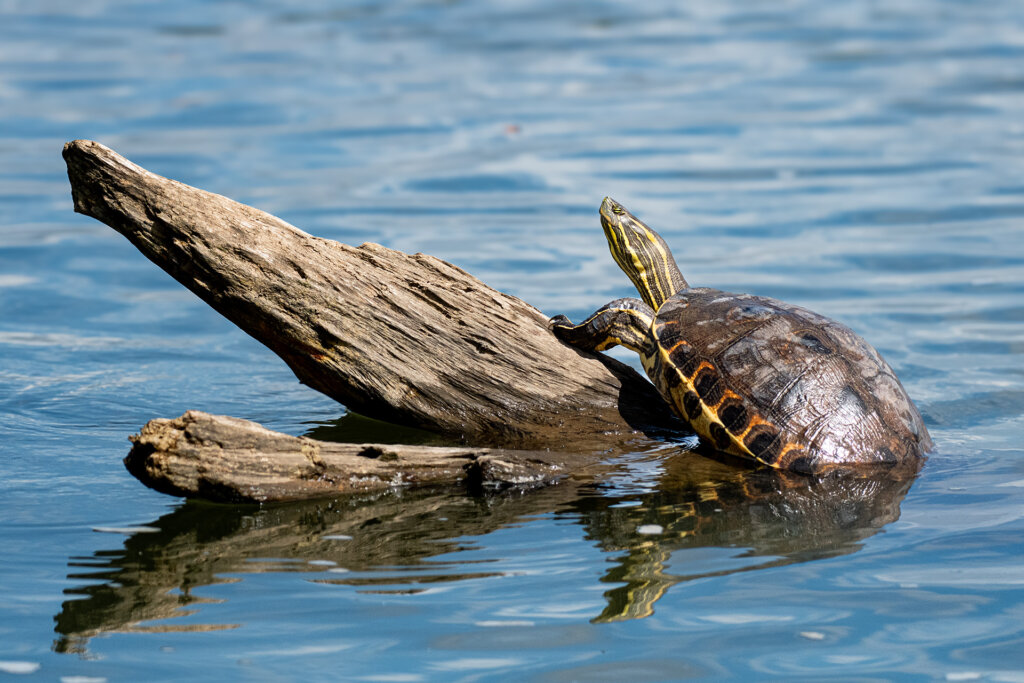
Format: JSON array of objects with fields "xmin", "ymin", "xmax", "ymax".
[
  {"xmin": 664, "ymin": 339, "xmax": 690, "ymax": 355},
  {"xmin": 655, "ymin": 340, "xmax": 785, "ymax": 466},
  {"xmin": 776, "ymin": 442, "xmax": 805, "ymax": 462},
  {"xmin": 690, "ymin": 360, "xmax": 715, "ymax": 378},
  {"xmin": 717, "ymin": 388, "xmax": 742, "ymax": 405},
  {"xmin": 736, "ymin": 414, "xmax": 771, "ymax": 441}
]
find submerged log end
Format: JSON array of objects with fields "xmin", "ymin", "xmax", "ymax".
[{"xmin": 125, "ymin": 411, "xmax": 587, "ymax": 503}]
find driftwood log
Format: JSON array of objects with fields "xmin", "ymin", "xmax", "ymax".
[
  {"xmin": 63, "ymin": 140, "xmax": 684, "ymax": 500},
  {"xmin": 126, "ymin": 410, "xmax": 612, "ymax": 503}
]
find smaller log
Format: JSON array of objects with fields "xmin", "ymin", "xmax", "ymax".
[{"xmin": 125, "ymin": 411, "xmax": 605, "ymax": 503}]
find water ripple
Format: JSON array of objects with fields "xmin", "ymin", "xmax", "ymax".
[{"xmin": 3, "ymin": 0, "xmax": 1024, "ymax": 679}]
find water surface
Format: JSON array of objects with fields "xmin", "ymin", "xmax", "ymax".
[{"xmin": 3, "ymin": 0, "xmax": 1024, "ymax": 680}]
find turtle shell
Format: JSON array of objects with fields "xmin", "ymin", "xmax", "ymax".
[{"xmin": 640, "ymin": 288, "xmax": 932, "ymax": 473}]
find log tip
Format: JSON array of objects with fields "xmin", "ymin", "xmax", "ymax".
[
  {"xmin": 62, "ymin": 139, "xmax": 83, "ymax": 157},
  {"xmin": 64, "ymin": 139, "xmax": 106, "ymax": 217},
  {"xmin": 63, "ymin": 138, "xmax": 109, "ymax": 163},
  {"xmin": 63, "ymin": 139, "xmax": 149, "ymax": 221}
]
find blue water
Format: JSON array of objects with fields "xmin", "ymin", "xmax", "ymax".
[{"xmin": 3, "ymin": 0, "xmax": 1024, "ymax": 679}]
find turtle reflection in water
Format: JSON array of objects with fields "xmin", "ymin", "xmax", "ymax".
[
  {"xmin": 551, "ymin": 198, "xmax": 932, "ymax": 474},
  {"xmin": 578, "ymin": 454, "xmax": 916, "ymax": 622}
]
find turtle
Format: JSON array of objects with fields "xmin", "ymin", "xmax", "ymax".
[{"xmin": 549, "ymin": 198, "xmax": 932, "ymax": 474}]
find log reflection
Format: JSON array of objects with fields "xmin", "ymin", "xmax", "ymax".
[{"xmin": 54, "ymin": 453, "xmax": 915, "ymax": 653}]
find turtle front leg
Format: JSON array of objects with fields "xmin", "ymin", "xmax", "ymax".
[{"xmin": 549, "ymin": 297, "xmax": 655, "ymax": 354}]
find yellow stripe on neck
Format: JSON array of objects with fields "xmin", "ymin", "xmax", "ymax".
[{"xmin": 607, "ymin": 224, "xmax": 664, "ymax": 309}]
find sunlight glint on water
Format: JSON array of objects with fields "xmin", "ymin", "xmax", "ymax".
[{"xmin": 2, "ymin": 0, "xmax": 1024, "ymax": 679}]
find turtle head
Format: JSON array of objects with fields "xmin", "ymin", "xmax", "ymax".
[{"xmin": 599, "ymin": 197, "xmax": 688, "ymax": 310}]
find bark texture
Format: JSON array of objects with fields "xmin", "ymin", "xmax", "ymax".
[
  {"xmin": 64, "ymin": 139, "xmax": 679, "ymax": 452},
  {"xmin": 125, "ymin": 411, "xmax": 606, "ymax": 503}
]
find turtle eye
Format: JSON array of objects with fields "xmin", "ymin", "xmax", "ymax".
[{"xmin": 612, "ymin": 205, "xmax": 624, "ymax": 215}]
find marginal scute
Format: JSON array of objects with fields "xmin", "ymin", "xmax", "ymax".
[
  {"xmin": 783, "ymin": 453, "xmax": 815, "ymax": 474},
  {"xmin": 682, "ymin": 390, "xmax": 703, "ymax": 422},
  {"xmin": 744, "ymin": 426, "xmax": 781, "ymax": 464},
  {"xmin": 708, "ymin": 422, "xmax": 731, "ymax": 450},
  {"xmin": 661, "ymin": 360, "xmax": 682, "ymax": 390},
  {"xmin": 718, "ymin": 399, "xmax": 748, "ymax": 433},
  {"xmin": 692, "ymin": 366, "xmax": 724, "ymax": 409},
  {"xmin": 675, "ymin": 354, "xmax": 702, "ymax": 380}
]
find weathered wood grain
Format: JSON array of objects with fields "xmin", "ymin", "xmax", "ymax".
[
  {"xmin": 125, "ymin": 410, "xmax": 609, "ymax": 503},
  {"xmin": 64, "ymin": 139, "xmax": 679, "ymax": 454}
]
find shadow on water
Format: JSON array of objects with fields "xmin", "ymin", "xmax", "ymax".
[
  {"xmin": 303, "ymin": 410, "xmax": 454, "ymax": 446},
  {"xmin": 53, "ymin": 453, "xmax": 916, "ymax": 654}
]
